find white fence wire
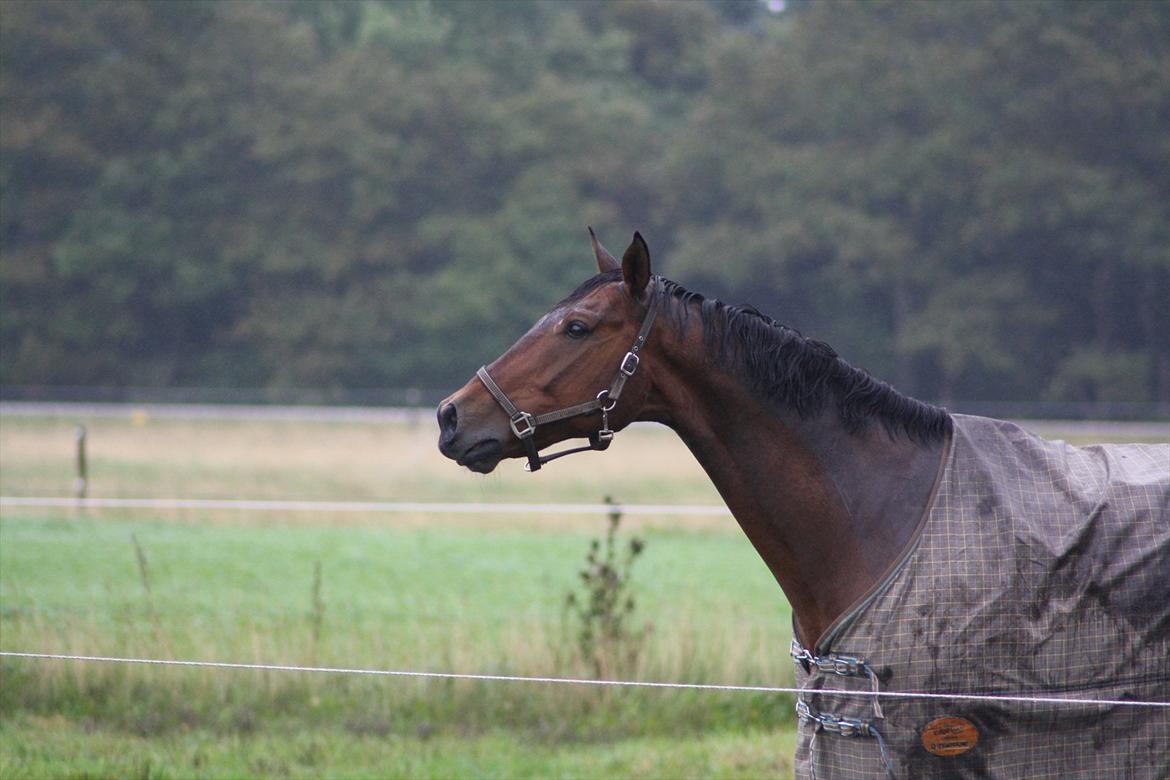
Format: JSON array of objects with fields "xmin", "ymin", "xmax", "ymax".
[
  {"xmin": 2, "ymin": 494, "xmax": 1166, "ymax": 712},
  {"xmin": 1, "ymin": 652, "xmax": 1166, "ymax": 710},
  {"xmin": 0, "ymin": 496, "xmax": 731, "ymax": 516}
]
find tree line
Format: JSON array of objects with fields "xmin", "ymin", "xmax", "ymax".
[{"xmin": 2, "ymin": 0, "xmax": 1167, "ymax": 408}]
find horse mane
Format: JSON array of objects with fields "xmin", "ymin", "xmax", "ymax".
[{"xmin": 655, "ymin": 276, "xmax": 952, "ymax": 442}]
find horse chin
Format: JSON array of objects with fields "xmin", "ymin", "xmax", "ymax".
[{"xmin": 457, "ymin": 438, "xmax": 504, "ymax": 474}]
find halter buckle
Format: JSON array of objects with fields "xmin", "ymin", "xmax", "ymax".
[
  {"xmin": 509, "ymin": 411, "xmax": 536, "ymax": 438},
  {"xmin": 619, "ymin": 351, "xmax": 640, "ymax": 376}
]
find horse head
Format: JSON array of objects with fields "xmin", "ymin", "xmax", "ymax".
[{"xmin": 437, "ymin": 230, "xmax": 657, "ymax": 473}]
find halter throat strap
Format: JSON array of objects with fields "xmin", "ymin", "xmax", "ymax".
[{"xmin": 475, "ymin": 279, "xmax": 659, "ymax": 471}]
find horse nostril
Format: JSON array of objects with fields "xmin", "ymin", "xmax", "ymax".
[{"xmin": 437, "ymin": 402, "xmax": 458, "ymax": 438}]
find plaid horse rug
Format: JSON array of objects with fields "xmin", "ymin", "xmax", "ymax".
[{"xmin": 793, "ymin": 414, "xmax": 1169, "ymax": 779}]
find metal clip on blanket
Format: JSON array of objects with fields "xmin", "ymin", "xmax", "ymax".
[
  {"xmin": 797, "ymin": 700, "xmax": 894, "ymax": 780},
  {"xmin": 791, "ymin": 638, "xmax": 884, "ymax": 719},
  {"xmin": 475, "ymin": 279, "xmax": 659, "ymax": 472}
]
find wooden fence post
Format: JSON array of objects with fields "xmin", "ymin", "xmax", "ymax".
[{"xmin": 74, "ymin": 424, "xmax": 88, "ymax": 504}]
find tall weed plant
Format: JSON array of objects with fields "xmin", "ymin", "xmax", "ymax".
[{"xmin": 562, "ymin": 497, "xmax": 651, "ymax": 679}]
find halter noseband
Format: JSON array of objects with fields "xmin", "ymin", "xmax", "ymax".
[{"xmin": 475, "ymin": 278, "xmax": 659, "ymax": 472}]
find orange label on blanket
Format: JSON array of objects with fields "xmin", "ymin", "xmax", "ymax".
[{"xmin": 921, "ymin": 716, "xmax": 978, "ymax": 756}]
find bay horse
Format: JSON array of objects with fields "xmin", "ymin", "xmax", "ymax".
[{"xmin": 437, "ymin": 231, "xmax": 1169, "ymax": 778}]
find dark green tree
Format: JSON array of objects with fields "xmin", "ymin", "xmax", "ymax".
[{"xmin": 2, "ymin": 0, "xmax": 1166, "ymax": 408}]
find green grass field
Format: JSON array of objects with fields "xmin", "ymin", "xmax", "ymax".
[
  {"xmin": 1, "ymin": 411, "xmax": 1165, "ymax": 778},
  {"xmin": 1, "ymin": 412, "xmax": 797, "ymax": 778}
]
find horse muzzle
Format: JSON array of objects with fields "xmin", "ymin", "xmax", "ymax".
[{"xmin": 436, "ymin": 399, "xmax": 506, "ymax": 473}]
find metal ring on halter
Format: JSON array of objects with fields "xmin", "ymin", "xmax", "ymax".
[
  {"xmin": 596, "ymin": 390, "xmax": 617, "ymax": 412},
  {"xmin": 509, "ymin": 411, "xmax": 537, "ymax": 439}
]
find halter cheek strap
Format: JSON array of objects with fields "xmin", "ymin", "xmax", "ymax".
[{"xmin": 475, "ymin": 279, "xmax": 659, "ymax": 472}]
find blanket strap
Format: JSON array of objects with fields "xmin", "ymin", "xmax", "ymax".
[
  {"xmin": 790, "ymin": 638, "xmax": 884, "ymax": 719},
  {"xmin": 798, "ymin": 700, "xmax": 893, "ymax": 780},
  {"xmin": 793, "ymin": 638, "xmax": 893, "ymax": 779}
]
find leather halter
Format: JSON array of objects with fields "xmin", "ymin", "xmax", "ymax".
[{"xmin": 475, "ymin": 278, "xmax": 659, "ymax": 471}]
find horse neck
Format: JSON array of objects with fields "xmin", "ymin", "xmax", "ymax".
[{"xmin": 640, "ymin": 317, "xmax": 948, "ymax": 649}]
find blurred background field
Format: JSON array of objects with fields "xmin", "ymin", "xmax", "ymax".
[
  {"xmin": 0, "ymin": 412, "xmax": 723, "ymax": 508},
  {"xmin": 2, "ymin": 410, "xmax": 1165, "ymax": 778},
  {"xmin": 2, "ymin": 410, "xmax": 795, "ymax": 778}
]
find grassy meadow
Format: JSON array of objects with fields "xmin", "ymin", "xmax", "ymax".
[{"xmin": 1, "ymin": 411, "xmax": 797, "ymax": 779}]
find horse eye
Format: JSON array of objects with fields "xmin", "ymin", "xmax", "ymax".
[{"xmin": 565, "ymin": 320, "xmax": 591, "ymax": 340}]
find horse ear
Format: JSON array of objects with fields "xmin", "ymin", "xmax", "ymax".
[
  {"xmin": 621, "ymin": 231, "xmax": 651, "ymax": 299},
  {"xmin": 588, "ymin": 226, "xmax": 620, "ymax": 273}
]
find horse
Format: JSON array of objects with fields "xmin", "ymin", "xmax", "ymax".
[{"xmin": 436, "ymin": 230, "xmax": 1170, "ymax": 779}]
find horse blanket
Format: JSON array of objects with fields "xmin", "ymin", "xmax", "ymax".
[{"xmin": 793, "ymin": 414, "xmax": 1170, "ymax": 779}]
